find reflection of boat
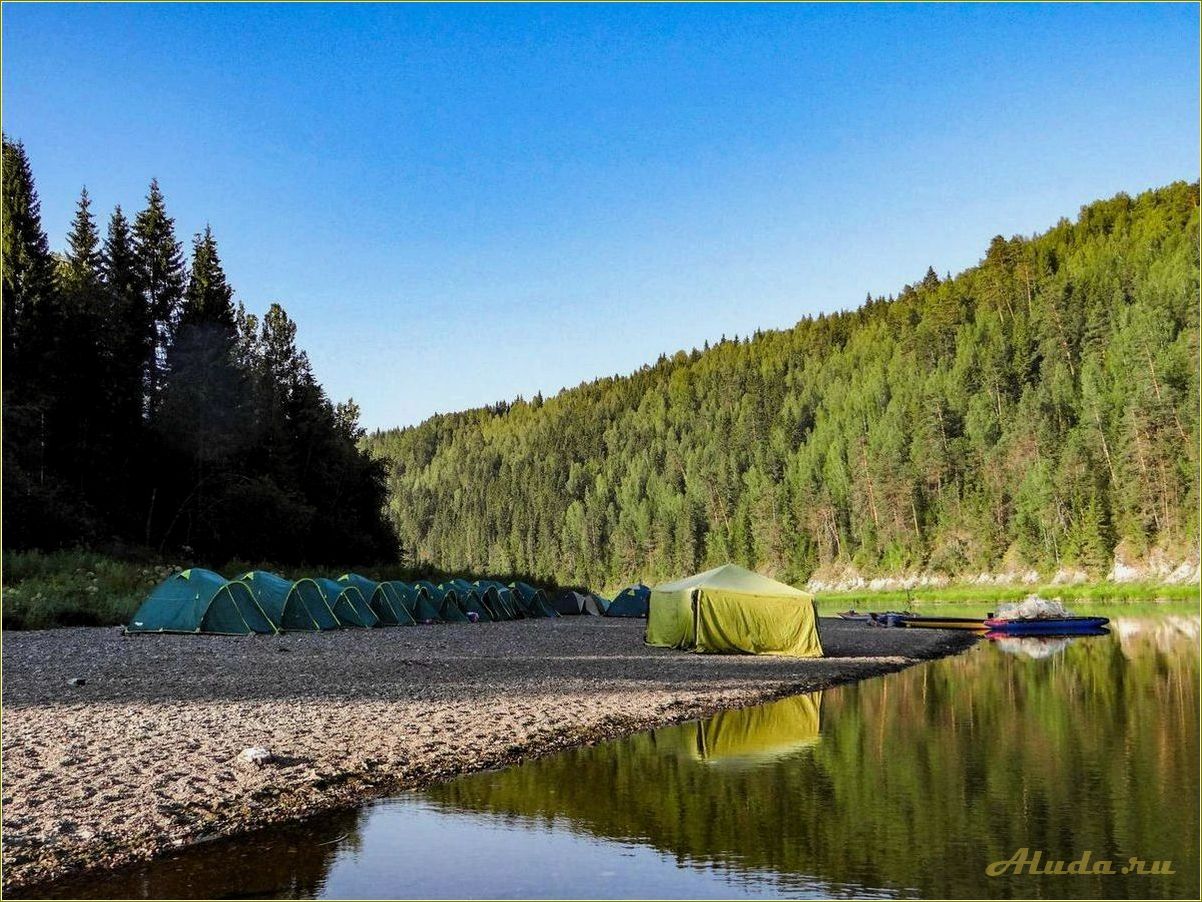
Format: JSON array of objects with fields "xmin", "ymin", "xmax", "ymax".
[
  {"xmin": 691, "ymin": 692, "xmax": 823, "ymax": 766},
  {"xmin": 983, "ymin": 616, "xmax": 1109, "ymax": 635},
  {"xmin": 988, "ymin": 635, "xmax": 1079, "ymax": 659}
]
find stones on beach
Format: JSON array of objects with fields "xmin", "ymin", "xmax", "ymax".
[
  {"xmin": 68, "ymin": 678, "xmax": 86, "ymax": 687},
  {"xmin": 237, "ymin": 747, "xmax": 273, "ymax": 768}
]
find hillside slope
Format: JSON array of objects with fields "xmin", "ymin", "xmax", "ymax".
[{"xmin": 367, "ymin": 183, "xmax": 1199, "ymax": 590}]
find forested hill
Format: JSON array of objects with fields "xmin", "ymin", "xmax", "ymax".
[{"xmin": 366, "ymin": 183, "xmax": 1200, "ymax": 590}]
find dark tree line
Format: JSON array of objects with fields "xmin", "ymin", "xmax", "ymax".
[
  {"xmin": 3, "ymin": 136, "xmax": 396, "ymax": 563},
  {"xmin": 367, "ymin": 182, "xmax": 1199, "ymax": 589}
]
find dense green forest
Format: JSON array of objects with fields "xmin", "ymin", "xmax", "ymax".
[
  {"xmin": 2, "ymin": 137, "xmax": 395, "ymax": 563},
  {"xmin": 367, "ymin": 182, "xmax": 1199, "ymax": 590}
]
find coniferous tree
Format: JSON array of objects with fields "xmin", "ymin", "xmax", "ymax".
[
  {"xmin": 132, "ymin": 179, "xmax": 185, "ymax": 413},
  {"xmin": 2, "ymin": 137, "xmax": 76, "ymax": 545},
  {"xmin": 51, "ymin": 188, "xmax": 110, "ymax": 505},
  {"xmin": 2, "ymin": 136, "xmax": 56, "ymax": 394},
  {"xmin": 100, "ymin": 205, "xmax": 148, "ymax": 427}
]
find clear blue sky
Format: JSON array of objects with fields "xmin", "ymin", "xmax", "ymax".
[{"xmin": 3, "ymin": 3, "xmax": 1198, "ymax": 430}]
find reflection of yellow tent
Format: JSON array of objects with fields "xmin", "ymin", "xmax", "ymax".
[
  {"xmin": 694, "ymin": 692, "xmax": 823, "ymax": 765},
  {"xmin": 646, "ymin": 563, "xmax": 823, "ymax": 657}
]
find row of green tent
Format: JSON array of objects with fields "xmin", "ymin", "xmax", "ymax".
[{"xmin": 126, "ymin": 569, "xmax": 563, "ymax": 636}]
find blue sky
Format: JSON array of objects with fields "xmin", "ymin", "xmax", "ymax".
[{"xmin": 3, "ymin": 2, "xmax": 1198, "ymax": 430}]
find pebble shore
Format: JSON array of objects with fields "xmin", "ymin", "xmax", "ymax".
[{"xmin": 1, "ymin": 617, "xmax": 976, "ymax": 892}]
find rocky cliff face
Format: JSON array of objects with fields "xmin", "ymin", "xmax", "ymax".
[{"xmin": 805, "ymin": 548, "xmax": 1200, "ymax": 593}]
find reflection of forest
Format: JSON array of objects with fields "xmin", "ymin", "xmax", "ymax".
[
  {"xmin": 12, "ymin": 808, "xmax": 366, "ymax": 900},
  {"xmin": 430, "ymin": 624, "xmax": 1200, "ymax": 898}
]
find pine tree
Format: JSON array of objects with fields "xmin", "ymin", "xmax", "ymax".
[
  {"xmin": 2, "ymin": 136, "xmax": 57, "ymax": 392},
  {"xmin": 61, "ymin": 188, "xmax": 102, "ymax": 296},
  {"xmin": 132, "ymin": 179, "xmax": 185, "ymax": 411},
  {"xmin": 2, "ymin": 137, "xmax": 79, "ymax": 545},
  {"xmin": 156, "ymin": 227, "xmax": 246, "ymax": 482},
  {"xmin": 101, "ymin": 205, "xmax": 151, "ymax": 428},
  {"xmin": 180, "ymin": 226, "xmax": 235, "ymax": 329},
  {"xmin": 51, "ymin": 188, "xmax": 110, "ymax": 503}
]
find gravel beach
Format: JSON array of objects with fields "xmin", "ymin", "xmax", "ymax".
[{"xmin": 1, "ymin": 617, "xmax": 976, "ymax": 892}]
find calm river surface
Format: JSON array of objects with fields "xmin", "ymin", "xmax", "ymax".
[{"xmin": 29, "ymin": 607, "xmax": 1200, "ymax": 899}]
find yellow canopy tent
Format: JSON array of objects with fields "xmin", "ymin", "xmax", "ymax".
[{"xmin": 646, "ymin": 563, "xmax": 823, "ymax": 657}]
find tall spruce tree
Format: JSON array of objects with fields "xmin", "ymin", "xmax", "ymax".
[
  {"xmin": 101, "ymin": 205, "xmax": 148, "ymax": 426},
  {"xmin": 2, "ymin": 136, "xmax": 57, "ymax": 394},
  {"xmin": 152, "ymin": 227, "xmax": 247, "ymax": 550},
  {"xmin": 179, "ymin": 226, "xmax": 235, "ymax": 329},
  {"xmin": 93, "ymin": 204, "xmax": 150, "ymax": 530},
  {"xmin": 2, "ymin": 137, "xmax": 79, "ymax": 545},
  {"xmin": 52, "ymin": 188, "xmax": 110, "ymax": 504},
  {"xmin": 132, "ymin": 179, "xmax": 185, "ymax": 413},
  {"xmin": 61, "ymin": 188, "xmax": 102, "ymax": 294}
]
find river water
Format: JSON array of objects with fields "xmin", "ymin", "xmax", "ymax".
[{"xmin": 26, "ymin": 608, "xmax": 1200, "ymax": 899}]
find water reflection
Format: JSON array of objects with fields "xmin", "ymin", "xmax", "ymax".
[
  {"xmin": 13, "ymin": 809, "xmax": 367, "ymax": 900},
  {"xmin": 428, "ymin": 618, "xmax": 1199, "ymax": 898},
  {"xmin": 988, "ymin": 634, "xmax": 1082, "ymax": 658},
  {"xmin": 694, "ymin": 692, "xmax": 822, "ymax": 766},
  {"xmin": 18, "ymin": 615, "xmax": 1200, "ymax": 899}
]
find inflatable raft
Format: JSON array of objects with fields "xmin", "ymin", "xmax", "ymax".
[{"xmin": 982, "ymin": 615, "xmax": 1110, "ymax": 635}]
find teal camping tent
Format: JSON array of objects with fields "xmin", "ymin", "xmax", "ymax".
[
  {"xmin": 442, "ymin": 582, "xmax": 493, "ymax": 621},
  {"xmin": 416, "ymin": 581, "xmax": 470, "ymax": 623},
  {"xmin": 339, "ymin": 573, "xmax": 416, "ymax": 626},
  {"xmin": 606, "ymin": 584, "xmax": 650, "ymax": 618},
  {"xmin": 128, "ymin": 569, "xmax": 276, "ymax": 635},
  {"xmin": 474, "ymin": 580, "xmax": 521, "ymax": 619},
  {"xmin": 554, "ymin": 590, "xmax": 608, "ymax": 615},
  {"xmin": 239, "ymin": 570, "xmax": 340, "ymax": 631},
  {"xmin": 315, "ymin": 578, "xmax": 379, "ymax": 628},
  {"xmin": 477, "ymin": 584, "xmax": 511, "ymax": 621},
  {"xmin": 389, "ymin": 581, "xmax": 442, "ymax": 622},
  {"xmin": 511, "ymin": 581, "xmax": 559, "ymax": 618}
]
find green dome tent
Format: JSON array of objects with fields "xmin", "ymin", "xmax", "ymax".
[
  {"xmin": 239, "ymin": 571, "xmax": 340, "ymax": 631},
  {"xmin": 339, "ymin": 573, "xmax": 416, "ymax": 626},
  {"xmin": 605, "ymin": 584, "xmax": 650, "ymax": 618},
  {"xmin": 554, "ymin": 590, "xmax": 608, "ymax": 615},
  {"xmin": 314, "ymin": 578, "xmax": 379, "ymax": 628},
  {"xmin": 419, "ymin": 581, "xmax": 471, "ymax": 623},
  {"xmin": 441, "ymin": 582, "xmax": 493, "ymax": 622},
  {"xmin": 646, "ymin": 564, "xmax": 823, "ymax": 657},
  {"xmin": 477, "ymin": 585, "xmax": 511, "ymax": 621},
  {"xmin": 388, "ymin": 581, "xmax": 442, "ymax": 622},
  {"xmin": 474, "ymin": 581, "xmax": 521, "ymax": 619},
  {"xmin": 128, "ymin": 569, "xmax": 276, "ymax": 635},
  {"xmin": 511, "ymin": 581, "xmax": 558, "ymax": 618},
  {"xmin": 498, "ymin": 586, "xmax": 524, "ymax": 620},
  {"xmin": 446, "ymin": 579, "xmax": 498, "ymax": 620}
]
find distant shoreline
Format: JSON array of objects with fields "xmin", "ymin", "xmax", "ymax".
[{"xmin": 1, "ymin": 618, "xmax": 974, "ymax": 893}]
